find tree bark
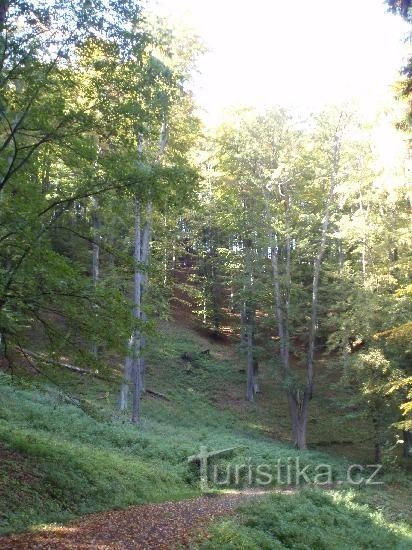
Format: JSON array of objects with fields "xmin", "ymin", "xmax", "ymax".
[
  {"xmin": 245, "ymin": 307, "xmax": 257, "ymax": 401},
  {"xmin": 271, "ymin": 233, "xmax": 288, "ymax": 372},
  {"xmin": 91, "ymin": 197, "xmax": 100, "ymax": 356},
  {"xmin": 119, "ymin": 336, "xmax": 133, "ymax": 411},
  {"xmin": 244, "ymin": 234, "xmax": 258, "ymax": 402},
  {"xmin": 130, "ymin": 200, "xmax": 143, "ymax": 424},
  {"xmin": 119, "ymin": 197, "xmax": 144, "ymax": 422},
  {"xmin": 253, "ymin": 357, "xmax": 259, "ymax": 394},
  {"xmin": 120, "ymin": 121, "xmax": 167, "ymax": 422},
  {"xmin": 306, "ymin": 132, "xmax": 340, "ymax": 401},
  {"xmin": 288, "ymin": 388, "xmax": 311, "ymax": 449}
]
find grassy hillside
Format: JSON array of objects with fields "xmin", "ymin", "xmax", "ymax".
[
  {"xmin": 0, "ymin": 320, "xmax": 411, "ymax": 541},
  {"xmin": 197, "ymin": 489, "xmax": 412, "ymax": 549}
]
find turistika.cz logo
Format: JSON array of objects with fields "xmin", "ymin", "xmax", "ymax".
[{"xmin": 188, "ymin": 446, "xmax": 383, "ymax": 491}]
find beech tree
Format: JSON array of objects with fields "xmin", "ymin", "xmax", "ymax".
[
  {"xmin": 195, "ymin": 107, "xmax": 402, "ymax": 451},
  {"xmin": 0, "ymin": 1, "xmax": 201, "ymax": 402}
]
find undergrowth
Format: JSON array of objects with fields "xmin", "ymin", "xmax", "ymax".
[
  {"xmin": 0, "ymin": 321, "xmax": 410, "ymax": 537},
  {"xmin": 197, "ymin": 489, "xmax": 412, "ymax": 549}
]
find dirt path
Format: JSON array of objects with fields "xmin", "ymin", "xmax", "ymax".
[{"xmin": 0, "ymin": 490, "xmax": 274, "ymax": 549}]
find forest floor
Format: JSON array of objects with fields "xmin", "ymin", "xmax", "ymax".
[
  {"xmin": 0, "ymin": 316, "xmax": 410, "ymax": 546},
  {"xmin": 0, "ymin": 490, "xmax": 277, "ymax": 549}
]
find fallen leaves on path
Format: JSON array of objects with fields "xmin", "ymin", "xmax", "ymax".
[{"xmin": 0, "ymin": 490, "xmax": 273, "ymax": 549}]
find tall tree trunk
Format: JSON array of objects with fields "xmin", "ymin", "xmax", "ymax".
[
  {"xmin": 246, "ymin": 307, "xmax": 257, "ymax": 401},
  {"xmin": 128, "ymin": 201, "xmax": 143, "ymax": 423},
  {"xmin": 253, "ymin": 357, "xmax": 260, "ymax": 394},
  {"xmin": 127, "ymin": 200, "xmax": 152, "ymax": 424},
  {"xmin": 240, "ymin": 303, "xmax": 247, "ymax": 347},
  {"xmin": 272, "ymin": 230, "xmax": 309, "ymax": 448},
  {"xmin": 244, "ymin": 235, "xmax": 258, "ymax": 402},
  {"xmin": 271, "ymin": 233, "xmax": 288, "ymax": 372},
  {"xmin": 306, "ymin": 133, "xmax": 340, "ymax": 402},
  {"xmin": 139, "ymin": 202, "xmax": 152, "ymax": 395},
  {"xmin": 91, "ymin": 198, "xmax": 100, "ymax": 356},
  {"xmin": 120, "ymin": 122, "xmax": 167, "ymax": 421},
  {"xmin": 119, "ymin": 336, "xmax": 133, "ymax": 411},
  {"xmin": 289, "ymin": 389, "xmax": 311, "ymax": 449}
]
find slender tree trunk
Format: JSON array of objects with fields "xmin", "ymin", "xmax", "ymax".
[
  {"xmin": 253, "ymin": 357, "xmax": 260, "ymax": 394},
  {"xmin": 306, "ymin": 134, "xmax": 340, "ymax": 401},
  {"xmin": 287, "ymin": 388, "xmax": 311, "ymax": 449},
  {"xmin": 163, "ymin": 214, "xmax": 168, "ymax": 287},
  {"xmin": 130, "ymin": 201, "xmax": 143, "ymax": 424},
  {"xmin": 240, "ymin": 303, "xmax": 247, "ymax": 347},
  {"xmin": 91, "ymin": 198, "xmax": 100, "ymax": 356},
  {"xmin": 202, "ymin": 287, "xmax": 207, "ymax": 325},
  {"xmin": 271, "ymin": 230, "xmax": 309, "ymax": 448},
  {"xmin": 139, "ymin": 202, "xmax": 152, "ymax": 395},
  {"xmin": 244, "ymin": 234, "xmax": 258, "ymax": 402},
  {"xmin": 120, "ymin": 121, "xmax": 167, "ymax": 421},
  {"xmin": 271, "ymin": 233, "xmax": 287, "ymax": 370},
  {"xmin": 246, "ymin": 307, "xmax": 257, "ymax": 401},
  {"xmin": 246, "ymin": 316, "xmax": 254, "ymax": 401},
  {"xmin": 119, "ymin": 196, "xmax": 144, "ymax": 421},
  {"xmin": 119, "ymin": 336, "xmax": 133, "ymax": 411}
]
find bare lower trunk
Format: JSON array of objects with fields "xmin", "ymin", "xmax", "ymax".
[
  {"xmin": 246, "ymin": 328, "xmax": 259, "ymax": 400},
  {"xmin": 245, "ymin": 310, "xmax": 256, "ymax": 401},
  {"xmin": 288, "ymin": 389, "xmax": 310, "ymax": 449},
  {"xmin": 240, "ymin": 304, "xmax": 247, "ymax": 347},
  {"xmin": 253, "ymin": 357, "xmax": 259, "ymax": 394},
  {"xmin": 119, "ymin": 195, "xmax": 142, "ymax": 421},
  {"xmin": 131, "ymin": 336, "xmax": 142, "ymax": 424},
  {"xmin": 272, "ymin": 231, "xmax": 308, "ymax": 446},
  {"xmin": 119, "ymin": 379, "xmax": 129, "ymax": 411},
  {"xmin": 119, "ymin": 337, "xmax": 133, "ymax": 411},
  {"xmin": 122, "ymin": 200, "xmax": 152, "ymax": 423}
]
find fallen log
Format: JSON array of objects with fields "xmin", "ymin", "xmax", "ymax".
[
  {"xmin": 146, "ymin": 388, "xmax": 170, "ymax": 401},
  {"xmin": 18, "ymin": 348, "xmax": 102, "ymax": 377}
]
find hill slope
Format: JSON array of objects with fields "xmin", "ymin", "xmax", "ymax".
[{"xmin": 0, "ymin": 320, "xmax": 410, "ymax": 541}]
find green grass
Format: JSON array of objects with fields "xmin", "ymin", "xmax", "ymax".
[
  {"xmin": 0, "ymin": 320, "xmax": 410, "ymax": 539},
  {"xmin": 0, "ymin": 367, "xmax": 348, "ymax": 535},
  {"xmin": 196, "ymin": 489, "xmax": 412, "ymax": 549}
]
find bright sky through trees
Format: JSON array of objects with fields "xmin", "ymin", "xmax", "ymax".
[{"xmin": 149, "ymin": 0, "xmax": 409, "ymax": 125}]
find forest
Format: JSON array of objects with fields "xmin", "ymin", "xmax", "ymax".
[{"xmin": 0, "ymin": 0, "xmax": 411, "ymax": 548}]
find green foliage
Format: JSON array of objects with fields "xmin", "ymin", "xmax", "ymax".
[
  {"xmin": 198, "ymin": 489, "xmax": 412, "ymax": 549},
  {"xmin": 0, "ymin": 0, "xmax": 202, "ymax": 368},
  {"xmin": 0, "ymin": 367, "xmax": 347, "ymax": 535},
  {"xmin": 0, "ymin": 317, "xmax": 355, "ymax": 535},
  {"xmin": 0, "ymin": 315, "xmax": 410, "ymax": 537}
]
